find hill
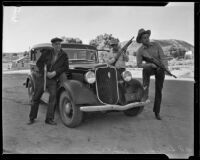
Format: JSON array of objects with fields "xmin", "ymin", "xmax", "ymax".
[{"xmin": 121, "ymin": 39, "xmax": 194, "ymax": 56}]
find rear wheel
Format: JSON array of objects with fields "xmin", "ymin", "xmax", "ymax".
[{"xmin": 59, "ymin": 91, "xmax": 83, "ymax": 128}]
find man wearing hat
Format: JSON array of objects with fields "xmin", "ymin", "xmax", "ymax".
[
  {"xmin": 106, "ymin": 39, "xmax": 129, "ymax": 68},
  {"xmin": 28, "ymin": 37, "xmax": 69, "ymax": 125},
  {"xmin": 136, "ymin": 29, "xmax": 168, "ymax": 120}
]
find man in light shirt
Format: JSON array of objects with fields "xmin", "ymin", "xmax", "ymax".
[
  {"xmin": 136, "ymin": 28, "xmax": 168, "ymax": 120},
  {"xmin": 106, "ymin": 39, "xmax": 129, "ymax": 68}
]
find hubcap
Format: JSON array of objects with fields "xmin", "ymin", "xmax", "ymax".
[{"xmin": 64, "ymin": 102, "xmax": 71, "ymax": 115}]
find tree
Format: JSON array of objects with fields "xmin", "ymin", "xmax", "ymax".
[
  {"xmin": 61, "ymin": 36, "xmax": 82, "ymax": 44},
  {"xmin": 89, "ymin": 33, "xmax": 120, "ymax": 50}
]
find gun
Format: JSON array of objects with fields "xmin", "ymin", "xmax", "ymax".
[
  {"xmin": 111, "ymin": 36, "xmax": 134, "ymax": 66},
  {"xmin": 142, "ymin": 55, "xmax": 177, "ymax": 78}
]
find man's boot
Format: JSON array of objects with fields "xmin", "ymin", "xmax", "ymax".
[{"xmin": 155, "ymin": 112, "xmax": 162, "ymax": 120}]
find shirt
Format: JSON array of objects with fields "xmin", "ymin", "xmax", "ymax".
[
  {"xmin": 136, "ymin": 42, "xmax": 168, "ymax": 69},
  {"xmin": 105, "ymin": 50, "xmax": 129, "ymax": 68}
]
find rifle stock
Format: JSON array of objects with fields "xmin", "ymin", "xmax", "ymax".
[
  {"xmin": 142, "ymin": 55, "xmax": 177, "ymax": 78},
  {"xmin": 111, "ymin": 36, "xmax": 134, "ymax": 66}
]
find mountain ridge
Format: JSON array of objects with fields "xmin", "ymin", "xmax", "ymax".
[{"xmin": 121, "ymin": 39, "xmax": 194, "ymax": 55}]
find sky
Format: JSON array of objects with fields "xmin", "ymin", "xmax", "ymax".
[{"xmin": 3, "ymin": 2, "xmax": 194, "ymax": 53}]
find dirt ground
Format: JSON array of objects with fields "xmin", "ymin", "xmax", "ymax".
[{"xmin": 2, "ymin": 73, "xmax": 194, "ymax": 158}]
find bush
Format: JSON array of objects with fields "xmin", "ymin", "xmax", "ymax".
[
  {"xmin": 89, "ymin": 33, "xmax": 119, "ymax": 50},
  {"xmin": 169, "ymin": 46, "xmax": 186, "ymax": 59}
]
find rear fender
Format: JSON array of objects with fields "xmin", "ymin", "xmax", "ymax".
[{"xmin": 59, "ymin": 80, "xmax": 100, "ymax": 105}]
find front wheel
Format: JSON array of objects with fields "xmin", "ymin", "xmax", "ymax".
[
  {"xmin": 123, "ymin": 106, "xmax": 144, "ymax": 116},
  {"xmin": 123, "ymin": 79, "xmax": 145, "ymax": 117},
  {"xmin": 59, "ymin": 91, "xmax": 83, "ymax": 128}
]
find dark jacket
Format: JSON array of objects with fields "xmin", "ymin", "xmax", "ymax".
[{"xmin": 36, "ymin": 48, "xmax": 69, "ymax": 80}]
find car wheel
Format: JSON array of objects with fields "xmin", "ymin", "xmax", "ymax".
[
  {"xmin": 59, "ymin": 91, "xmax": 83, "ymax": 128},
  {"xmin": 123, "ymin": 79, "xmax": 144, "ymax": 117},
  {"xmin": 123, "ymin": 105, "xmax": 144, "ymax": 117},
  {"xmin": 28, "ymin": 79, "xmax": 34, "ymax": 104}
]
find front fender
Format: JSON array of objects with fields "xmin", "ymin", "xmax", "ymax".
[{"xmin": 60, "ymin": 80, "xmax": 100, "ymax": 105}]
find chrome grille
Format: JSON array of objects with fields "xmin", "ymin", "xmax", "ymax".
[{"xmin": 95, "ymin": 67, "xmax": 119, "ymax": 104}]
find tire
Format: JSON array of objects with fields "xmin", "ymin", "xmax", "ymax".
[
  {"xmin": 123, "ymin": 106, "xmax": 144, "ymax": 117},
  {"xmin": 27, "ymin": 79, "xmax": 34, "ymax": 104},
  {"xmin": 123, "ymin": 79, "xmax": 144, "ymax": 117},
  {"xmin": 59, "ymin": 91, "xmax": 83, "ymax": 128}
]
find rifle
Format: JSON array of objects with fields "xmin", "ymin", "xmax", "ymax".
[
  {"xmin": 142, "ymin": 55, "xmax": 177, "ymax": 78},
  {"xmin": 111, "ymin": 36, "xmax": 134, "ymax": 66}
]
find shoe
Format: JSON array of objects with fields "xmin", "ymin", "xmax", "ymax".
[
  {"xmin": 155, "ymin": 113, "xmax": 162, "ymax": 120},
  {"xmin": 45, "ymin": 119, "xmax": 57, "ymax": 125},
  {"xmin": 27, "ymin": 119, "xmax": 35, "ymax": 125}
]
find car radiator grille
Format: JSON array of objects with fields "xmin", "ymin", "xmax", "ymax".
[{"xmin": 95, "ymin": 67, "xmax": 119, "ymax": 104}]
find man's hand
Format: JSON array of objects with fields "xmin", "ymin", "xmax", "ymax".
[
  {"xmin": 47, "ymin": 71, "xmax": 56, "ymax": 79},
  {"xmin": 151, "ymin": 63, "xmax": 157, "ymax": 68}
]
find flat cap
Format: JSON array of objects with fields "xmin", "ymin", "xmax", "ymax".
[{"xmin": 51, "ymin": 37, "xmax": 63, "ymax": 43}]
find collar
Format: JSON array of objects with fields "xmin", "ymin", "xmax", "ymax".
[{"xmin": 142, "ymin": 42, "xmax": 154, "ymax": 49}]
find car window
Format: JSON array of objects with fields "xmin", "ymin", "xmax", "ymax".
[{"xmin": 62, "ymin": 49, "xmax": 97, "ymax": 62}]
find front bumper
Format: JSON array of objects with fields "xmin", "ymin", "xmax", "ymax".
[{"xmin": 80, "ymin": 99, "xmax": 150, "ymax": 112}]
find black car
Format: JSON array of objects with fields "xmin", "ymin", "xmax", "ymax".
[{"xmin": 24, "ymin": 42, "xmax": 150, "ymax": 127}]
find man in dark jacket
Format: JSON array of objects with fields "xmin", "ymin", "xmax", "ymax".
[
  {"xmin": 28, "ymin": 37, "xmax": 69, "ymax": 125},
  {"xmin": 136, "ymin": 29, "xmax": 168, "ymax": 120}
]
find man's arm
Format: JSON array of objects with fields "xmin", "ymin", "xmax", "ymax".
[
  {"xmin": 106, "ymin": 52, "xmax": 116, "ymax": 65},
  {"xmin": 123, "ymin": 53, "xmax": 129, "ymax": 62}
]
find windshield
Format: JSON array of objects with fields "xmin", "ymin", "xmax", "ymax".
[{"xmin": 62, "ymin": 49, "xmax": 97, "ymax": 63}]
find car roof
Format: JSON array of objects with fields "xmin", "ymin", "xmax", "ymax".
[
  {"xmin": 31, "ymin": 43, "xmax": 96, "ymax": 50},
  {"xmin": 31, "ymin": 43, "xmax": 53, "ymax": 49}
]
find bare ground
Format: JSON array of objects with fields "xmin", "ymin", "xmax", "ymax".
[{"xmin": 2, "ymin": 73, "xmax": 194, "ymax": 158}]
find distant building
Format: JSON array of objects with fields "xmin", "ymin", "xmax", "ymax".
[
  {"xmin": 184, "ymin": 50, "xmax": 193, "ymax": 59},
  {"xmin": 11, "ymin": 56, "xmax": 30, "ymax": 69}
]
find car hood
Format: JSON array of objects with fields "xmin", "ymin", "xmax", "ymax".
[{"xmin": 69, "ymin": 63, "xmax": 108, "ymax": 70}]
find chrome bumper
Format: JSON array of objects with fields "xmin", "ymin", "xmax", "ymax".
[{"xmin": 80, "ymin": 99, "xmax": 150, "ymax": 112}]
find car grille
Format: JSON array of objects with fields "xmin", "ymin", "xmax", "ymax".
[{"xmin": 95, "ymin": 67, "xmax": 119, "ymax": 104}]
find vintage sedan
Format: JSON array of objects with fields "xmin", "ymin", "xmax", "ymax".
[{"xmin": 24, "ymin": 42, "xmax": 150, "ymax": 127}]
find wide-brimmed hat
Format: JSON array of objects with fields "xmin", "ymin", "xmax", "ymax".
[
  {"xmin": 51, "ymin": 37, "xmax": 63, "ymax": 43},
  {"xmin": 136, "ymin": 29, "xmax": 151, "ymax": 43}
]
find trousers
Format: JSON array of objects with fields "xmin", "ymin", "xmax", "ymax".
[
  {"xmin": 29, "ymin": 75, "xmax": 57, "ymax": 121},
  {"xmin": 142, "ymin": 65, "xmax": 165, "ymax": 114}
]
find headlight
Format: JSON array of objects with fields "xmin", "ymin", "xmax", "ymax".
[
  {"xmin": 121, "ymin": 70, "xmax": 132, "ymax": 82},
  {"xmin": 84, "ymin": 71, "xmax": 96, "ymax": 84}
]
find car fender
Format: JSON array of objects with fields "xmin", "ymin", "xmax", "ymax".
[
  {"xmin": 59, "ymin": 80, "xmax": 100, "ymax": 105},
  {"xmin": 25, "ymin": 73, "xmax": 35, "ymax": 89}
]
